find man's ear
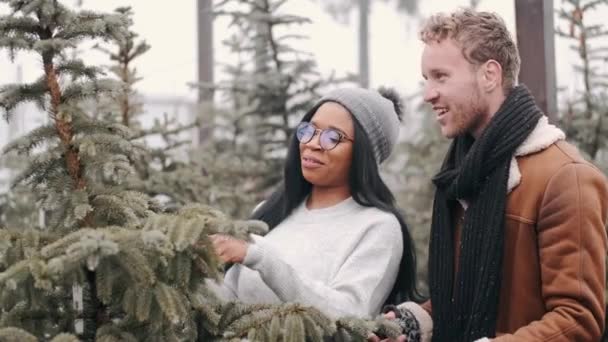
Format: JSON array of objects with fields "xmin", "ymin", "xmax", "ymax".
[{"xmin": 480, "ymin": 59, "xmax": 503, "ymax": 92}]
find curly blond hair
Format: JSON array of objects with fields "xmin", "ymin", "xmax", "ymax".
[{"xmin": 420, "ymin": 8, "xmax": 520, "ymax": 92}]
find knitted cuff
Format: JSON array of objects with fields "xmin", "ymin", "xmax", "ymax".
[
  {"xmin": 393, "ymin": 302, "xmax": 433, "ymax": 342},
  {"xmin": 242, "ymin": 242, "xmax": 264, "ymax": 267},
  {"xmin": 382, "ymin": 305, "xmax": 401, "ymax": 317}
]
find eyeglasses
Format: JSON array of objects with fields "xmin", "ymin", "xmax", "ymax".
[{"xmin": 295, "ymin": 122, "xmax": 353, "ymax": 151}]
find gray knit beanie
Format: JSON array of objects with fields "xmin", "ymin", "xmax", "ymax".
[{"xmin": 319, "ymin": 87, "xmax": 402, "ymax": 164}]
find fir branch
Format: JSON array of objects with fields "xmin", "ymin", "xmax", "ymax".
[
  {"xmin": 0, "ymin": 78, "xmax": 48, "ymax": 119},
  {"xmin": 72, "ymin": 119, "xmax": 133, "ymax": 140},
  {"xmin": 10, "ymin": 150, "xmax": 64, "ymax": 189},
  {"xmin": 115, "ymin": 248, "xmax": 156, "ymax": 286},
  {"xmin": 190, "ymin": 288, "xmax": 222, "ymax": 334},
  {"xmin": 582, "ymin": 0, "xmax": 608, "ymax": 12},
  {"xmin": 0, "ymin": 259, "xmax": 30, "ymax": 289},
  {"xmin": 0, "ymin": 16, "xmax": 39, "ymax": 35},
  {"xmin": 95, "ymin": 324, "xmax": 138, "ymax": 342},
  {"xmin": 55, "ymin": 11, "xmax": 128, "ymax": 42},
  {"xmin": 134, "ymin": 286, "xmax": 153, "ymax": 322},
  {"xmin": 64, "ymin": 230, "xmax": 120, "ymax": 271},
  {"xmin": 167, "ymin": 217, "xmax": 204, "ymax": 252},
  {"xmin": 91, "ymin": 195, "xmax": 139, "ymax": 225},
  {"xmin": 33, "ymin": 38, "xmax": 76, "ymax": 55},
  {"xmin": 9, "ymin": 0, "xmax": 45, "ymax": 16},
  {"xmin": 75, "ymin": 132, "xmax": 135, "ymax": 159},
  {"xmin": 153, "ymin": 282, "xmax": 180, "ymax": 325},
  {"xmin": 173, "ymin": 252, "xmax": 192, "ymax": 289},
  {"xmin": 284, "ymin": 313, "xmax": 306, "ymax": 342},
  {"xmin": 223, "ymin": 307, "xmax": 277, "ymax": 337},
  {"xmin": 1, "ymin": 124, "xmax": 57, "ymax": 155},
  {"xmin": 121, "ymin": 287, "xmax": 137, "ymax": 318},
  {"xmin": 40, "ymin": 228, "xmax": 91, "ymax": 260},
  {"xmin": 60, "ymin": 78, "xmax": 122, "ymax": 105},
  {"xmin": 301, "ymin": 312, "xmax": 325, "ymax": 342},
  {"xmin": 56, "ymin": 59, "xmax": 105, "ymax": 81},
  {"xmin": 0, "ymin": 35, "xmax": 37, "ymax": 61},
  {"xmin": 0, "ymin": 326, "xmax": 38, "ymax": 342},
  {"xmin": 95, "ymin": 258, "xmax": 114, "ymax": 305},
  {"xmin": 49, "ymin": 333, "xmax": 80, "ymax": 342}
]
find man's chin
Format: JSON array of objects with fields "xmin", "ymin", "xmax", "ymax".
[{"xmin": 440, "ymin": 127, "xmax": 458, "ymax": 139}]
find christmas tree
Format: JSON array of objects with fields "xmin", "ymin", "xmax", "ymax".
[
  {"xmin": 0, "ymin": 1, "xmax": 404, "ymax": 341},
  {"xmin": 0, "ymin": 1, "xmax": 266, "ymax": 340}
]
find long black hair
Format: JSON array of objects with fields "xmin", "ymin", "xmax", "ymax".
[{"xmin": 251, "ymin": 98, "xmax": 421, "ymax": 304}]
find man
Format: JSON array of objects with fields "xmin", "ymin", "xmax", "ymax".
[{"xmin": 371, "ymin": 8, "xmax": 608, "ymax": 342}]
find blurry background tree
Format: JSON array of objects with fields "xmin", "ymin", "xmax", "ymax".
[
  {"xmin": 555, "ymin": 0, "xmax": 608, "ymax": 172},
  {"xmin": 91, "ymin": 6, "xmax": 209, "ymax": 211},
  {"xmin": 195, "ymin": 0, "xmax": 353, "ymax": 216}
]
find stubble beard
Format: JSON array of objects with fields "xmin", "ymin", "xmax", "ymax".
[{"xmin": 452, "ymin": 84, "xmax": 487, "ymax": 138}]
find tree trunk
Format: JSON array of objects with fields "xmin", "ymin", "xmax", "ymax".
[
  {"xmin": 197, "ymin": 0, "xmax": 214, "ymax": 144},
  {"xmin": 358, "ymin": 0, "xmax": 370, "ymax": 88},
  {"xmin": 514, "ymin": 0, "xmax": 557, "ymax": 121}
]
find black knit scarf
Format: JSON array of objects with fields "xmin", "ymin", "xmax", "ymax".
[{"xmin": 428, "ymin": 85, "xmax": 542, "ymax": 341}]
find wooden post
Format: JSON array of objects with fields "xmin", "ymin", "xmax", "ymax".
[
  {"xmin": 514, "ymin": 0, "xmax": 557, "ymax": 121},
  {"xmin": 197, "ymin": 0, "xmax": 214, "ymax": 144}
]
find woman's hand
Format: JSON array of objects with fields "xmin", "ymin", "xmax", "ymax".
[
  {"xmin": 367, "ymin": 311, "xmax": 407, "ymax": 342},
  {"xmin": 210, "ymin": 234, "xmax": 249, "ymax": 264}
]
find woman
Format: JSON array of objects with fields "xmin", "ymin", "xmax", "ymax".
[{"xmin": 210, "ymin": 87, "xmax": 419, "ymax": 319}]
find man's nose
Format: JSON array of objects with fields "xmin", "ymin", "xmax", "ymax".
[{"xmin": 423, "ymin": 84, "xmax": 439, "ymax": 103}]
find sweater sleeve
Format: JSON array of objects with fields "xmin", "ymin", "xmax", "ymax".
[{"xmin": 242, "ymin": 215, "xmax": 403, "ymax": 319}]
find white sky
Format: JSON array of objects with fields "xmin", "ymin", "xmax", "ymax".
[{"xmin": 0, "ymin": 0, "xmax": 604, "ymax": 111}]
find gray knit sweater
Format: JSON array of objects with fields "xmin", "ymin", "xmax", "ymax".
[{"xmin": 209, "ymin": 197, "xmax": 403, "ymax": 319}]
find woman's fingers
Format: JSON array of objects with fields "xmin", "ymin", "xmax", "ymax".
[{"xmin": 209, "ymin": 234, "xmax": 248, "ymax": 263}]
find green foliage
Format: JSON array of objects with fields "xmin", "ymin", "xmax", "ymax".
[
  {"xmin": 555, "ymin": 0, "xmax": 608, "ymax": 169},
  {"xmin": 203, "ymin": 302, "xmax": 401, "ymax": 341},
  {"xmin": 0, "ymin": 1, "xmax": 267, "ymax": 340},
  {"xmin": 89, "ymin": 6, "xmax": 216, "ymax": 213},
  {"xmin": 206, "ymin": 0, "xmax": 353, "ymax": 200}
]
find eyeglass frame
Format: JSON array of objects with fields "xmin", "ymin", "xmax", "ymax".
[{"xmin": 295, "ymin": 121, "xmax": 354, "ymax": 151}]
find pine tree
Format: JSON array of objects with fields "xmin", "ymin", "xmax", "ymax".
[
  {"xmin": 90, "ymin": 6, "xmax": 226, "ymax": 214},
  {"xmin": 90, "ymin": 6, "xmax": 148, "ymax": 128},
  {"xmin": 209, "ymin": 0, "xmax": 352, "ymax": 195},
  {"xmin": 0, "ymin": 1, "xmax": 265, "ymax": 340},
  {"xmin": 555, "ymin": 0, "xmax": 608, "ymax": 170}
]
